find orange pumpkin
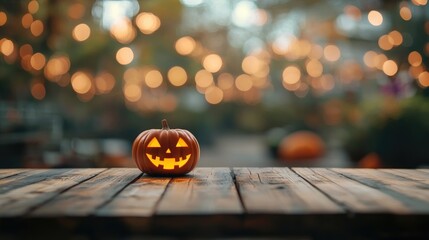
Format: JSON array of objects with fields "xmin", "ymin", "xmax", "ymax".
[
  {"xmin": 132, "ymin": 119, "xmax": 200, "ymax": 176},
  {"xmin": 278, "ymin": 131, "xmax": 325, "ymax": 160}
]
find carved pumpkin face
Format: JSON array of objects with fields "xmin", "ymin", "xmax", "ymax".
[{"xmin": 132, "ymin": 119, "xmax": 200, "ymax": 176}]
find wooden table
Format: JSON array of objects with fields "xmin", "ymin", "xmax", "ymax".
[{"xmin": 0, "ymin": 168, "xmax": 428, "ymax": 239}]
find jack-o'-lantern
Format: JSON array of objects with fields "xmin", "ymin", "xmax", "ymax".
[{"xmin": 132, "ymin": 119, "xmax": 200, "ymax": 176}]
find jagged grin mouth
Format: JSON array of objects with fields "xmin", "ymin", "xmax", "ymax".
[{"xmin": 146, "ymin": 153, "xmax": 191, "ymax": 170}]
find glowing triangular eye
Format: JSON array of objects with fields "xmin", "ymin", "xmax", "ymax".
[
  {"xmin": 147, "ymin": 137, "xmax": 161, "ymax": 148},
  {"xmin": 176, "ymin": 138, "xmax": 188, "ymax": 147}
]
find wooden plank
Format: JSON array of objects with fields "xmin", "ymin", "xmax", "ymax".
[
  {"xmin": 333, "ymin": 168, "xmax": 429, "ymax": 212},
  {"xmin": 0, "ymin": 169, "xmax": 70, "ymax": 194},
  {"xmin": 0, "ymin": 169, "xmax": 105, "ymax": 217},
  {"xmin": 234, "ymin": 168, "xmax": 343, "ymax": 214},
  {"xmin": 293, "ymin": 168, "xmax": 410, "ymax": 213},
  {"xmin": 0, "ymin": 169, "xmax": 29, "ymax": 179},
  {"xmin": 97, "ymin": 175, "xmax": 171, "ymax": 217},
  {"xmin": 382, "ymin": 169, "xmax": 429, "ymax": 184},
  {"xmin": 31, "ymin": 168, "xmax": 141, "ymax": 216},
  {"xmin": 156, "ymin": 168, "xmax": 243, "ymax": 215}
]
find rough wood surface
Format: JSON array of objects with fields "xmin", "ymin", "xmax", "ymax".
[
  {"xmin": 0, "ymin": 167, "xmax": 429, "ymax": 238},
  {"xmin": 333, "ymin": 168, "xmax": 429, "ymax": 212},
  {"xmin": 234, "ymin": 168, "xmax": 343, "ymax": 213},
  {"xmin": 31, "ymin": 168, "xmax": 141, "ymax": 216},
  {"xmin": 156, "ymin": 168, "xmax": 243, "ymax": 214},
  {"xmin": 0, "ymin": 169, "xmax": 29, "ymax": 180},
  {"xmin": 0, "ymin": 169, "xmax": 69, "ymax": 194},
  {"xmin": 97, "ymin": 175, "xmax": 171, "ymax": 216},
  {"xmin": 0, "ymin": 169, "xmax": 105, "ymax": 217},
  {"xmin": 293, "ymin": 168, "xmax": 410, "ymax": 213}
]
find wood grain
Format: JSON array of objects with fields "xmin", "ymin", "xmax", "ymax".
[
  {"xmin": 156, "ymin": 168, "xmax": 243, "ymax": 214},
  {"xmin": 0, "ymin": 169, "xmax": 29, "ymax": 180},
  {"xmin": 234, "ymin": 168, "xmax": 343, "ymax": 213},
  {"xmin": 293, "ymin": 168, "xmax": 410, "ymax": 213},
  {"xmin": 97, "ymin": 175, "xmax": 171, "ymax": 216},
  {"xmin": 0, "ymin": 169, "xmax": 105, "ymax": 217},
  {"xmin": 0, "ymin": 169, "xmax": 69, "ymax": 194},
  {"xmin": 333, "ymin": 168, "xmax": 429, "ymax": 212},
  {"xmin": 31, "ymin": 168, "xmax": 141, "ymax": 216}
]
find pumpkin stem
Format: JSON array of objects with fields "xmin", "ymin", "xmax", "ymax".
[{"xmin": 161, "ymin": 119, "xmax": 170, "ymax": 130}]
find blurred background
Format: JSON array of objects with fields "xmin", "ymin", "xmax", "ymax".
[{"xmin": 0, "ymin": 0, "xmax": 428, "ymax": 169}]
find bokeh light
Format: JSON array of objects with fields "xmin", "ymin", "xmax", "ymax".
[
  {"xmin": 282, "ymin": 65, "xmax": 301, "ymax": 85},
  {"xmin": 368, "ymin": 10, "xmax": 383, "ymax": 26},
  {"xmin": 136, "ymin": 12, "xmax": 161, "ymax": 34},
  {"xmin": 195, "ymin": 69, "xmax": 213, "ymax": 88},
  {"xmin": 205, "ymin": 86, "xmax": 224, "ymax": 104},
  {"xmin": 168, "ymin": 66, "xmax": 188, "ymax": 86},
  {"xmin": 116, "ymin": 47, "xmax": 134, "ymax": 65},
  {"xmin": 145, "ymin": 69, "xmax": 163, "ymax": 88},
  {"xmin": 0, "ymin": 11, "xmax": 7, "ymax": 26},
  {"xmin": 30, "ymin": 20, "xmax": 44, "ymax": 37},
  {"xmin": 31, "ymin": 81, "xmax": 46, "ymax": 100},
  {"xmin": 235, "ymin": 74, "xmax": 253, "ymax": 92},
  {"xmin": 324, "ymin": 45, "xmax": 341, "ymax": 62},
  {"xmin": 175, "ymin": 36, "xmax": 196, "ymax": 55},
  {"xmin": 72, "ymin": 23, "xmax": 91, "ymax": 42},
  {"xmin": 30, "ymin": 52, "xmax": 46, "ymax": 71},
  {"xmin": 203, "ymin": 54, "xmax": 223, "ymax": 73},
  {"xmin": 408, "ymin": 51, "xmax": 422, "ymax": 67},
  {"xmin": 71, "ymin": 71, "xmax": 92, "ymax": 94},
  {"xmin": 382, "ymin": 60, "xmax": 398, "ymax": 76}
]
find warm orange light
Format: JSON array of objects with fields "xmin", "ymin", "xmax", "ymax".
[
  {"xmin": 205, "ymin": 86, "xmax": 223, "ymax": 104},
  {"xmin": 195, "ymin": 69, "xmax": 213, "ymax": 88},
  {"xmin": 175, "ymin": 36, "xmax": 196, "ymax": 55},
  {"xmin": 203, "ymin": 54, "xmax": 223, "ymax": 73},
  {"xmin": 136, "ymin": 12, "xmax": 161, "ymax": 34},
  {"xmin": 45, "ymin": 55, "xmax": 70, "ymax": 80},
  {"xmin": 31, "ymin": 81, "xmax": 46, "ymax": 100},
  {"xmin": 30, "ymin": 52, "xmax": 46, "ymax": 71},
  {"xmin": 411, "ymin": 0, "xmax": 428, "ymax": 6},
  {"xmin": 168, "ymin": 66, "xmax": 187, "ymax": 86},
  {"xmin": 306, "ymin": 59, "xmax": 323, "ymax": 78},
  {"xmin": 408, "ymin": 51, "xmax": 422, "ymax": 67},
  {"xmin": 375, "ymin": 54, "xmax": 388, "ymax": 70},
  {"xmin": 218, "ymin": 73, "xmax": 234, "ymax": 90},
  {"xmin": 22, "ymin": 13, "xmax": 33, "ymax": 29},
  {"xmin": 320, "ymin": 74, "xmax": 335, "ymax": 91},
  {"xmin": 0, "ymin": 11, "xmax": 7, "ymax": 26},
  {"xmin": 388, "ymin": 31, "xmax": 403, "ymax": 46},
  {"xmin": 95, "ymin": 72, "xmax": 116, "ymax": 94},
  {"xmin": 399, "ymin": 5, "xmax": 412, "ymax": 21},
  {"xmin": 30, "ymin": 20, "xmax": 44, "ymax": 37},
  {"xmin": 282, "ymin": 65, "xmax": 301, "ymax": 85},
  {"xmin": 28, "ymin": 1, "xmax": 39, "ymax": 14},
  {"xmin": 242, "ymin": 55, "xmax": 263, "ymax": 75},
  {"xmin": 382, "ymin": 60, "xmax": 398, "ymax": 76},
  {"xmin": 68, "ymin": 3, "xmax": 85, "ymax": 19},
  {"xmin": 110, "ymin": 18, "xmax": 136, "ymax": 44},
  {"xmin": 417, "ymin": 71, "xmax": 429, "ymax": 87},
  {"xmin": 145, "ymin": 70, "xmax": 163, "ymax": 88},
  {"xmin": 124, "ymin": 83, "xmax": 141, "ymax": 102},
  {"xmin": 0, "ymin": 39, "xmax": 14, "ymax": 56},
  {"xmin": 363, "ymin": 51, "xmax": 377, "ymax": 68},
  {"xmin": 116, "ymin": 47, "xmax": 134, "ymax": 65},
  {"xmin": 324, "ymin": 45, "xmax": 341, "ymax": 62},
  {"xmin": 378, "ymin": 35, "xmax": 393, "ymax": 50},
  {"xmin": 71, "ymin": 71, "xmax": 92, "ymax": 94},
  {"xmin": 72, "ymin": 23, "xmax": 90, "ymax": 42},
  {"xmin": 368, "ymin": 10, "xmax": 383, "ymax": 26},
  {"xmin": 235, "ymin": 74, "xmax": 253, "ymax": 92}
]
